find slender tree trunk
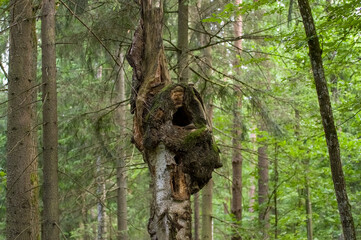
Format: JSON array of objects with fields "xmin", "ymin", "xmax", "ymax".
[
  {"xmin": 81, "ymin": 193, "xmax": 90, "ymax": 240},
  {"xmin": 96, "ymin": 156, "xmax": 106, "ymax": 240},
  {"xmin": 249, "ymin": 132, "xmax": 256, "ymax": 214},
  {"xmin": 231, "ymin": 2, "xmax": 243, "ymax": 238},
  {"xmin": 297, "ymin": 0, "xmax": 356, "ymax": 239},
  {"xmin": 201, "ymin": 179, "xmax": 213, "ymax": 240},
  {"xmin": 199, "ymin": 25, "xmax": 215, "ymax": 240},
  {"xmin": 295, "ymin": 109, "xmax": 313, "ymax": 239},
  {"xmin": 177, "ymin": 0, "xmax": 189, "ymax": 83},
  {"xmin": 194, "ymin": 192, "xmax": 200, "ymax": 240},
  {"xmin": 257, "ymin": 124, "xmax": 269, "ymax": 240},
  {"xmin": 41, "ymin": 0, "xmax": 59, "ymax": 238},
  {"xmin": 231, "ymin": 100, "xmax": 242, "ymax": 240},
  {"xmin": 6, "ymin": 0, "xmax": 40, "ymax": 239},
  {"xmin": 114, "ymin": 50, "xmax": 128, "ymax": 240},
  {"xmin": 96, "ymin": 67, "xmax": 106, "ymax": 240},
  {"xmin": 273, "ymin": 144, "xmax": 278, "ymax": 240},
  {"xmin": 305, "ymin": 173, "xmax": 313, "ymax": 240},
  {"xmin": 201, "ymin": 99, "xmax": 215, "ymax": 240}
]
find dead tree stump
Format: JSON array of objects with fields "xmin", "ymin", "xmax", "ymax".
[{"xmin": 126, "ymin": 1, "xmax": 221, "ymax": 238}]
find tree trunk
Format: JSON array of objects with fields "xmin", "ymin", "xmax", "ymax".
[
  {"xmin": 193, "ymin": 192, "xmax": 200, "ymax": 240},
  {"xmin": 231, "ymin": 2, "xmax": 243, "ymax": 238},
  {"xmin": 295, "ymin": 109, "xmax": 313, "ymax": 240},
  {"xmin": 231, "ymin": 100, "xmax": 242, "ymax": 240},
  {"xmin": 177, "ymin": 0, "xmax": 189, "ymax": 83},
  {"xmin": 198, "ymin": 20, "xmax": 215, "ymax": 240},
  {"xmin": 41, "ymin": 0, "xmax": 59, "ymax": 238},
  {"xmin": 305, "ymin": 174, "xmax": 313, "ymax": 240},
  {"xmin": 201, "ymin": 179, "xmax": 213, "ymax": 240},
  {"xmin": 297, "ymin": 0, "xmax": 356, "ymax": 239},
  {"xmin": 6, "ymin": 0, "xmax": 40, "ymax": 239},
  {"xmin": 81, "ymin": 193, "xmax": 90, "ymax": 240},
  {"xmin": 114, "ymin": 50, "xmax": 128, "ymax": 240},
  {"xmin": 249, "ymin": 132, "xmax": 256, "ymax": 214},
  {"xmin": 273, "ymin": 144, "xmax": 278, "ymax": 239},
  {"xmin": 96, "ymin": 156, "xmax": 106, "ymax": 240},
  {"xmin": 201, "ymin": 103, "xmax": 215, "ymax": 240},
  {"xmin": 257, "ymin": 125, "xmax": 269, "ymax": 240},
  {"xmin": 126, "ymin": 1, "xmax": 221, "ymax": 239},
  {"xmin": 96, "ymin": 67, "xmax": 106, "ymax": 240}
]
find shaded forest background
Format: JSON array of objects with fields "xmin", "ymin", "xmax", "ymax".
[{"xmin": 1, "ymin": 0, "xmax": 361, "ymax": 239}]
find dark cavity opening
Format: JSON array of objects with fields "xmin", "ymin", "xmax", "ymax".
[
  {"xmin": 172, "ymin": 107, "xmax": 193, "ymax": 127},
  {"xmin": 171, "ymin": 175, "xmax": 179, "ymax": 193},
  {"xmin": 174, "ymin": 154, "xmax": 181, "ymax": 164}
]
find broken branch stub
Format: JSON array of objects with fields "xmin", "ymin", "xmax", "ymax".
[{"xmin": 143, "ymin": 83, "xmax": 222, "ymax": 195}]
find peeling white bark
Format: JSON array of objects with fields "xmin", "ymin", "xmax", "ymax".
[{"xmin": 148, "ymin": 144, "xmax": 192, "ymax": 240}]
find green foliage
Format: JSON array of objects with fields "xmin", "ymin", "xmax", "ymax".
[{"xmin": 0, "ymin": 0, "xmax": 9, "ymax": 7}]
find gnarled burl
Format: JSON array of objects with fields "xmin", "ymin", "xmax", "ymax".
[
  {"xmin": 126, "ymin": 1, "xmax": 221, "ymax": 239},
  {"xmin": 143, "ymin": 83, "xmax": 222, "ymax": 195}
]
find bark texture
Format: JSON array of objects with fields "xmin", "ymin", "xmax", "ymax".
[
  {"xmin": 297, "ymin": 0, "xmax": 356, "ymax": 239},
  {"xmin": 6, "ymin": 0, "xmax": 40, "ymax": 239},
  {"xmin": 126, "ymin": 1, "xmax": 221, "ymax": 238},
  {"xmin": 41, "ymin": 0, "xmax": 60, "ymax": 238}
]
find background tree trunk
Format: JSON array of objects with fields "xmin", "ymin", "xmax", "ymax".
[
  {"xmin": 6, "ymin": 0, "xmax": 40, "ymax": 239},
  {"xmin": 249, "ymin": 131, "xmax": 256, "ymax": 214},
  {"xmin": 273, "ymin": 145, "xmax": 278, "ymax": 239},
  {"xmin": 193, "ymin": 192, "xmax": 200, "ymax": 240},
  {"xmin": 199, "ymin": 20, "xmax": 215, "ymax": 240},
  {"xmin": 295, "ymin": 109, "xmax": 313, "ymax": 240},
  {"xmin": 258, "ymin": 124, "xmax": 269, "ymax": 240},
  {"xmin": 96, "ymin": 156, "xmax": 106, "ymax": 240},
  {"xmin": 297, "ymin": 0, "xmax": 356, "ymax": 239},
  {"xmin": 305, "ymin": 174, "xmax": 313, "ymax": 240},
  {"xmin": 231, "ymin": 2, "xmax": 243, "ymax": 238},
  {"xmin": 201, "ymin": 179, "xmax": 213, "ymax": 240},
  {"xmin": 177, "ymin": 0, "xmax": 189, "ymax": 83},
  {"xmin": 114, "ymin": 50, "xmax": 128, "ymax": 240},
  {"xmin": 96, "ymin": 67, "xmax": 106, "ymax": 240},
  {"xmin": 41, "ymin": 0, "xmax": 60, "ymax": 238}
]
